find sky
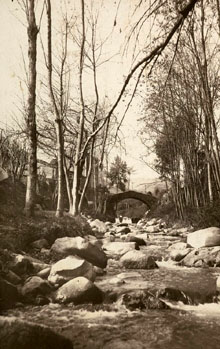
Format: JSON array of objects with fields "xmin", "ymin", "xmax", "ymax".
[{"xmin": 0, "ymin": 0, "xmax": 159, "ymax": 189}]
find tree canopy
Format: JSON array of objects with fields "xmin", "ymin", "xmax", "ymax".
[{"xmin": 107, "ymin": 156, "xmax": 131, "ymax": 192}]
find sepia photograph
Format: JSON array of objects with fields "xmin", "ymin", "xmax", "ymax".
[{"xmin": 1, "ymin": 0, "xmax": 220, "ymax": 348}]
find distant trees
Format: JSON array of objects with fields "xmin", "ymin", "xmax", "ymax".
[
  {"xmin": 107, "ymin": 156, "xmax": 130, "ymax": 192},
  {"xmin": 0, "ymin": 129, "xmax": 27, "ymax": 182}
]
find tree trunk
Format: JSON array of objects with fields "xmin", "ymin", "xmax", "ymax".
[
  {"xmin": 63, "ymin": 156, "xmax": 73, "ymax": 212},
  {"xmin": 78, "ymin": 140, "xmax": 94, "ymax": 212},
  {"xmin": 55, "ymin": 120, "xmax": 65, "ymax": 217},
  {"xmin": 70, "ymin": 0, "xmax": 86, "ymax": 216},
  {"xmin": 24, "ymin": 0, "xmax": 38, "ymax": 217},
  {"xmin": 46, "ymin": 0, "xmax": 65, "ymax": 217},
  {"xmin": 71, "ymin": 161, "xmax": 80, "ymax": 215}
]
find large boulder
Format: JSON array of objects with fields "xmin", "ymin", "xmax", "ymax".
[
  {"xmin": 103, "ymin": 242, "xmax": 138, "ymax": 259},
  {"xmin": 50, "ymin": 236, "xmax": 107, "ymax": 268},
  {"xmin": 0, "ymin": 316, "xmax": 73, "ymax": 349},
  {"xmin": 180, "ymin": 246, "xmax": 220, "ymax": 267},
  {"xmin": 120, "ymin": 250, "xmax": 158, "ymax": 269},
  {"xmin": 55, "ymin": 276, "xmax": 103, "ymax": 304},
  {"xmin": 48, "ymin": 255, "xmax": 96, "ymax": 286},
  {"xmin": 187, "ymin": 227, "xmax": 220, "ymax": 248}
]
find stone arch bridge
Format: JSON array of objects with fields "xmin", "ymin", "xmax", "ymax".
[{"xmin": 103, "ymin": 190, "xmax": 157, "ymax": 218}]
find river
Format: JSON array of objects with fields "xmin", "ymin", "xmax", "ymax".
[{"xmin": 3, "ymin": 223, "xmax": 220, "ymax": 348}]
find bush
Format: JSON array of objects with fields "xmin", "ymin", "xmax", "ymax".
[{"xmin": 0, "ymin": 210, "xmax": 93, "ymax": 254}]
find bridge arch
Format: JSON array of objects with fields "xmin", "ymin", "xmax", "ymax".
[{"xmin": 105, "ymin": 190, "xmax": 157, "ymax": 218}]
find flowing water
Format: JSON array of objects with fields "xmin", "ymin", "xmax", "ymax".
[{"xmin": 3, "ymin": 226, "xmax": 220, "ymax": 348}]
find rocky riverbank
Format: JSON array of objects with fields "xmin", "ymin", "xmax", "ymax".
[{"xmin": 1, "ymin": 215, "xmax": 220, "ymax": 348}]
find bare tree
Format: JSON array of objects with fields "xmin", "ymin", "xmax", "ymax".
[
  {"xmin": 45, "ymin": 0, "xmax": 66, "ymax": 217},
  {"xmin": 24, "ymin": 0, "xmax": 39, "ymax": 217},
  {"xmin": 70, "ymin": 0, "xmax": 86, "ymax": 216}
]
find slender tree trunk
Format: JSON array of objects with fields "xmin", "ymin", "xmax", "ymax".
[
  {"xmin": 216, "ymin": 0, "xmax": 220, "ymax": 34},
  {"xmin": 94, "ymin": 162, "xmax": 98, "ymax": 211},
  {"xmin": 25, "ymin": 0, "xmax": 38, "ymax": 217},
  {"xmin": 46, "ymin": 0, "xmax": 65, "ymax": 217},
  {"xmin": 78, "ymin": 139, "xmax": 94, "ymax": 212},
  {"xmin": 63, "ymin": 156, "xmax": 73, "ymax": 211},
  {"xmin": 55, "ymin": 120, "xmax": 65, "ymax": 216},
  {"xmin": 70, "ymin": 0, "xmax": 86, "ymax": 216}
]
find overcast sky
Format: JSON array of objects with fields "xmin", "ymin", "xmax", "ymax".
[{"xmin": 0, "ymin": 0, "xmax": 159, "ymax": 188}]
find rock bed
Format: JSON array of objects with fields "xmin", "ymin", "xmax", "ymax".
[{"xmin": 1, "ymin": 217, "xmax": 220, "ymax": 347}]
